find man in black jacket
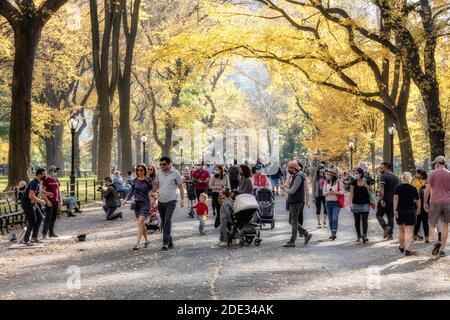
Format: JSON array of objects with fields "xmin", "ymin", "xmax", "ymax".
[
  {"xmin": 281, "ymin": 161, "xmax": 313, "ymax": 247},
  {"xmin": 98, "ymin": 177, "xmax": 123, "ymax": 221}
]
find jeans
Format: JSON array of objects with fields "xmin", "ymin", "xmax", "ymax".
[
  {"xmin": 414, "ymin": 210, "xmax": 429, "ymax": 237},
  {"xmin": 376, "ymin": 200, "xmax": 394, "ymax": 235},
  {"xmin": 315, "ymin": 196, "xmax": 327, "ymax": 215},
  {"xmin": 353, "ymin": 212, "xmax": 369, "ymax": 238},
  {"xmin": 288, "ymin": 202, "xmax": 308, "ymax": 243},
  {"xmin": 158, "ymin": 201, "xmax": 177, "ymax": 246},
  {"xmin": 104, "ymin": 206, "xmax": 120, "ymax": 221},
  {"xmin": 326, "ymin": 201, "xmax": 340, "ymax": 233},
  {"xmin": 43, "ymin": 203, "xmax": 58, "ymax": 235},
  {"xmin": 63, "ymin": 197, "xmax": 77, "ymax": 211},
  {"xmin": 197, "ymin": 215, "xmax": 206, "ymax": 234},
  {"xmin": 24, "ymin": 205, "xmax": 43, "ymax": 242}
]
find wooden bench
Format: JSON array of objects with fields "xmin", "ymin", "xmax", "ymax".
[{"xmin": 0, "ymin": 199, "xmax": 25, "ymax": 235}]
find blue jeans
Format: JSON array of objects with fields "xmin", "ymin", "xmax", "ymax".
[{"xmin": 326, "ymin": 201, "xmax": 340, "ymax": 233}]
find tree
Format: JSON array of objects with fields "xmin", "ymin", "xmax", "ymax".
[
  {"xmin": 0, "ymin": 0, "xmax": 68, "ymax": 187},
  {"xmin": 117, "ymin": 0, "xmax": 141, "ymax": 171},
  {"xmin": 90, "ymin": 0, "xmax": 121, "ymax": 180}
]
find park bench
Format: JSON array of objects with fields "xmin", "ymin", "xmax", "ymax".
[
  {"xmin": 0, "ymin": 199, "xmax": 25, "ymax": 235},
  {"xmin": 58, "ymin": 198, "xmax": 81, "ymax": 218}
]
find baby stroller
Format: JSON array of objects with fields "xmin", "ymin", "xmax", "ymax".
[
  {"xmin": 228, "ymin": 194, "xmax": 262, "ymax": 246},
  {"xmin": 255, "ymin": 188, "xmax": 275, "ymax": 230},
  {"xmin": 185, "ymin": 181, "xmax": 196, "ymax": 218},
  {"xmin": 146, "ymin": 213, "xmax": 161, "ymax": 233}
]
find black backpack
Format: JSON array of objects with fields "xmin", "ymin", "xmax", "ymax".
[{"xmin": 228, "ymin": 166, "xmax": 239, "ymax": 181}]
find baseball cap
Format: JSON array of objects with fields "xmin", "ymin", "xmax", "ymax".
[
  {"xmin": 431, "ymin": 156, "xmax": 446, "ymax": 165},
  {"xmin": 48, "ymin": 165, "xmax": 60, "ymax": 171}
]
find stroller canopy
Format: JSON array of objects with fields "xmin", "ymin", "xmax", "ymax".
[{"xmin": 234, "ymin": 194, "xmax": 259, "ymax": 213}]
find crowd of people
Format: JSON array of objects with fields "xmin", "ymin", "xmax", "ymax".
[{"xmin": 15, "ymin": 154, "xmax": 450, "ymax": 258}]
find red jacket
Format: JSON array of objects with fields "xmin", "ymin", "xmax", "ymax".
[{"xmin": 192, "ymin": 202, "xmax": 209, "ymax": 216}]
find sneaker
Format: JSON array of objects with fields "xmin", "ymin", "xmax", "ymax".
[
  {"xmin": 283, "ymin": 242, "xmax": 296, "ymax": 248},
  {"xmin": 383, "ymin": 226, "xmax": 392, "ymax": 239},
  {"xmin": 49, "ymin": 234, "xmax": 58, "ymax": 238},
  {"xmin": 323, "ymin": 221, "xmax": 327, "ymax": 226},
  {"xmin": 216, "ymin": 241, "xmax": 227, "ymax": 247},
  {"xmin": 432, "ymin": 242, "xmax": 441, "ymax": 256},
  {"xmin": 168, "ymin": 243, "xmax": 174, "ymax": 249},
  {"xmin": 74, "ymin": 208, "xmax": 83, "ymax": 213},
  {"xmin": 304, "ymin": 233, "xmax": 312, "ymax": 245},
  {"xmin": 143, "ymin": 241, "xmax": 149, "ymax": 248},
  {"xmin": 25, "ymin": 242, "xmax": 34, "ymax": 247},
  {"xmin": 132, "ymin": 245, "xmax": 139, "ymax": 251},
  {"xmin": 362, "ymin": 236, "xmax": 369, "ymax": 243},
  {"xmin": 31, "ymin": 238, "xmax": 42, "ymax": 244},
  {"xmin": 405, "ymin": 250, "xmax": 413, "ymax": 256},
  {"xmin": 161, "ymin": 246, "xmax": 168, "ymax": 251},
  {"xmin": 232, "ymin": 239, "xmax": 240, "ymax": 245},
  {"xmin": 438, "ymin": 251, "xmax": 446, "ymax": 258},
  {"xmin": 399, "ymin": 246, "xmax": 405, "ymax": 253},
  {"xmin": 317, "ymin": 223, "xmax": 322, "ymax": 228},
  {"xmin": 10, "ymin": 233, "xmax": 17, "ymax": 242},
  {"xmin": 68, "ymin": 212, "xmax": 77, "ymax": 217}
]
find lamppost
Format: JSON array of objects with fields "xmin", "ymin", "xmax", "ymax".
[
  {"xmin": 348, "ymin": 140, "xmax": 355, "ymax": 170},
  {"xmin": 388, "ymin": 125, "xmax": 395, "ymax": 168},
  {"xmin": 141, "ymin": 134, "xmax": 148, "ymax": 164},
  {"xmin": 68, "ymin": 116, "xmax": 80, "ymax": 197}
]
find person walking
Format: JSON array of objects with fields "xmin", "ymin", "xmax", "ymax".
[
  {"xmin": 394, "ymin": 172, "xmax": 421, "ymax": 256},
  {"xmin": 192, "ymin": 163, "xmax": 210, "ymax": 201},
  {"xmin": 349, "ymin": 167, "xmax": 373, "ymax": 242},
  {"xmin": 376, "ymin": 162, "xmax": 400, "ymax": 240},
  {"xmin": 217, "ymin": 188, "xmax": 235, "ymax": 246},
  {"xmin": 21, "ymin": 168, "xmax": 47, "ymax": 246},
  {"xmin": 98, "ymin": 177, "xmax": 123, "ymax": 221},
  {"xmin": 252, "ymin": 164, "xmax": 272, "ymax": 192},
  {"xmin": 192, "ymin": 193, "xmax": 209, "ymax": 235},
  {"xmin": 125, "ymin": 164, "xmax": 153, "ymax": 250},
  {"xmin": 267, "ymin": 161, "xmax": 283, "ymax": 196},
  {"xmin": 424, "ymin": 156, "xmax": 450, "ymax": 257},
  {"xmin": 281, "ymin": 161, "xmax": 312, "ymax": 247},
  {"xmin": 312, "ymin": 165, "xmax": 328, "ymax": 228},
  {"xmin": 153, "ymin": 156, "xmax": 184, "ymax": 251},
  {"xmin": 324, "ymin": 168, "xmax": 345, "ymax": 240},
  {"xmin": 209, "ymin": 165, "xmax": 230, "ymax": 228},
  {"xmin": 42, "ymin": 165, "xmax": 62, "ymax": 239},
  {"xmin": 412, "ymin": 169, "xmax": 429, "ymax": 242},
  {"xmin": 147, "ymin": 164, "xmax": 157, "ymax": 181},
  {"xmin": 228, "ymin": 160, "xmax": 240, "ymax": 191},
  {"xmin": 233, "ymin": 164, "xmax": 254, "ymax": 195}
]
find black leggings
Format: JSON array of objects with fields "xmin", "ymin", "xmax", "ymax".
[
  {"xmin": 353, "ymin": 212, "xmax": 369, "ymax": 238},
  {"xmin": 212, "ymin": 192, "xmax": 221, "ymax": 228},
  {"xmin": 315, "ymin": 196, "xmax": 327, "ymax": 215},
  {"xmin": 414, "ymin": 210, "xmax": 429, "ymax": 237}
]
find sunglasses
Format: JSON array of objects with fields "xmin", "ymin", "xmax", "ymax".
[
  {"xmin": 136, "ymin": 169, "xmax": 145, "ymax": 172},
  {"xmin": 159, "ymin": 163, "xmax": 168, "ymax": 167}
]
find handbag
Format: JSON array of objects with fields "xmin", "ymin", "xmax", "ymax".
[
  {"xmin": 337, "ymin": 181, "xmax": 345, "ymax": 209},
  {"xmin": 364, "ymin": 179, "xmax": 377, "ymax": 209}
]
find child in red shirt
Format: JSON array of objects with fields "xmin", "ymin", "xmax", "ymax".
[{"xmin": 192, "ymin": 193, "xmax": 209, "ymax": 235}]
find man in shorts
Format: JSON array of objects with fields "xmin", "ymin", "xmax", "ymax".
[{"xmin": 424, "ymin": 156, "xmax": 450, "ymax": 257}]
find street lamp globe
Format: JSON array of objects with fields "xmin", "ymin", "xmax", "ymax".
[
  {"xmin": 388, "ymin": 125, "xmax": 395, "ymax": 136},
  {"xmin": 141, "ymin": 133, "xmax": 148, "ymax": 143},
  {"xmin": 68, "ymin": 116, "xmax": 80, "ymax": 131},
  {"xmin": 348, "ymin": 140, "xmax": 354, "ymax": 151}
]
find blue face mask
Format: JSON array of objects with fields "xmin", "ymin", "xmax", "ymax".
[{"xmin": 53, "ymin": 172, "xmax": 58, "ymax": 177}]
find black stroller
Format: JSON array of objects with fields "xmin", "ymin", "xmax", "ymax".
[
  {"xmin": 228, "ymin": 194, "xmax": 262, "ymax": 246},
  {"xmin": 255, "ymin": 188, "xmax": 275, "ymax": 230},
  {"xmin": 185, "ymin": 180, "xmax": 196, "ymax": 218}
]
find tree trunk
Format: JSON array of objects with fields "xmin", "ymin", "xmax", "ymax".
[
  {"xmin": 162, "ymin": 125, "xmax": 173, "ymax": 157},
  {"xmin": 383, "ymin": 115, "xmax": 393, "ymax": 164},
  {"xmin": 422, "ymin": 86, "xmax": 446, "ymax": 160},
  {"xmin": 370, "ymin": 141, "xmax": 376, "ymax": 177},
  {"xmin": 44, "ymin": 124, "xmax": 64, "ymax": 169},
  {"xmin": 395, "ymin": 109, "xmax": 416, "ymax": 172},
  {"xmin": 116, "ymin": 125, "xmax": 122, "ymax": 170},
  {"xmin": 134, "ymin": 135, "xmax": 141, "ymax": 165},
  {"xmin": 118, "ymin": 90, "xmax": 132, "ymax": 171},
  {"xmin": 91, "ymin": 110, "xmax": 99, "ymax": 174},
  {"xmin": 74, "ymin": 118, "xmax": 87, "ymax": 177},
  {"xmin": 7, "ymin": 25, "xmax": 42, "ymax": 188},
  {"xmin": 97, "ymin": 95, "xmax": 114, "ymax": 179}
]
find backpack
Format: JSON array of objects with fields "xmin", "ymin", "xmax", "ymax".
[{"xmin": 228, "ymin": 166, "xmax": 239, "ymax": 181}]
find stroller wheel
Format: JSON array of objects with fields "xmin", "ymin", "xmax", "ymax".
[{"xmin": 271, "ymin": 221, "xmax": 275, "ymax": 230}]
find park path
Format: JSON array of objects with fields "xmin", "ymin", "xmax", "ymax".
[{"xmin": 1, "ymin": 196, "xmax": 450, "ymax": 300}]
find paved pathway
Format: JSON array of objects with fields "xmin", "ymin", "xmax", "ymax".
[{"xmin": 1, "ymin": 197, "xmax": 449, "ymax": 300}]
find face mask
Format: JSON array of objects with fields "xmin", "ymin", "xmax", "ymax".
[
  {"xmin": 288, "ymin": 169, "xmax": 295, "ymax": 175},
  {"xmin": 325, "ymin": 174, "xmax": 332, "ymax": 180},
  {"xmin": 214, "ymin": 170, "xmax": 220, "ymax": 174},
  {"xmin": 53, "ymin": 172, "xmax": 58, "ymax": 177},
  {"xmin": 41, "ymin": 175, "xmax": 47, "ymax": 180}
]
